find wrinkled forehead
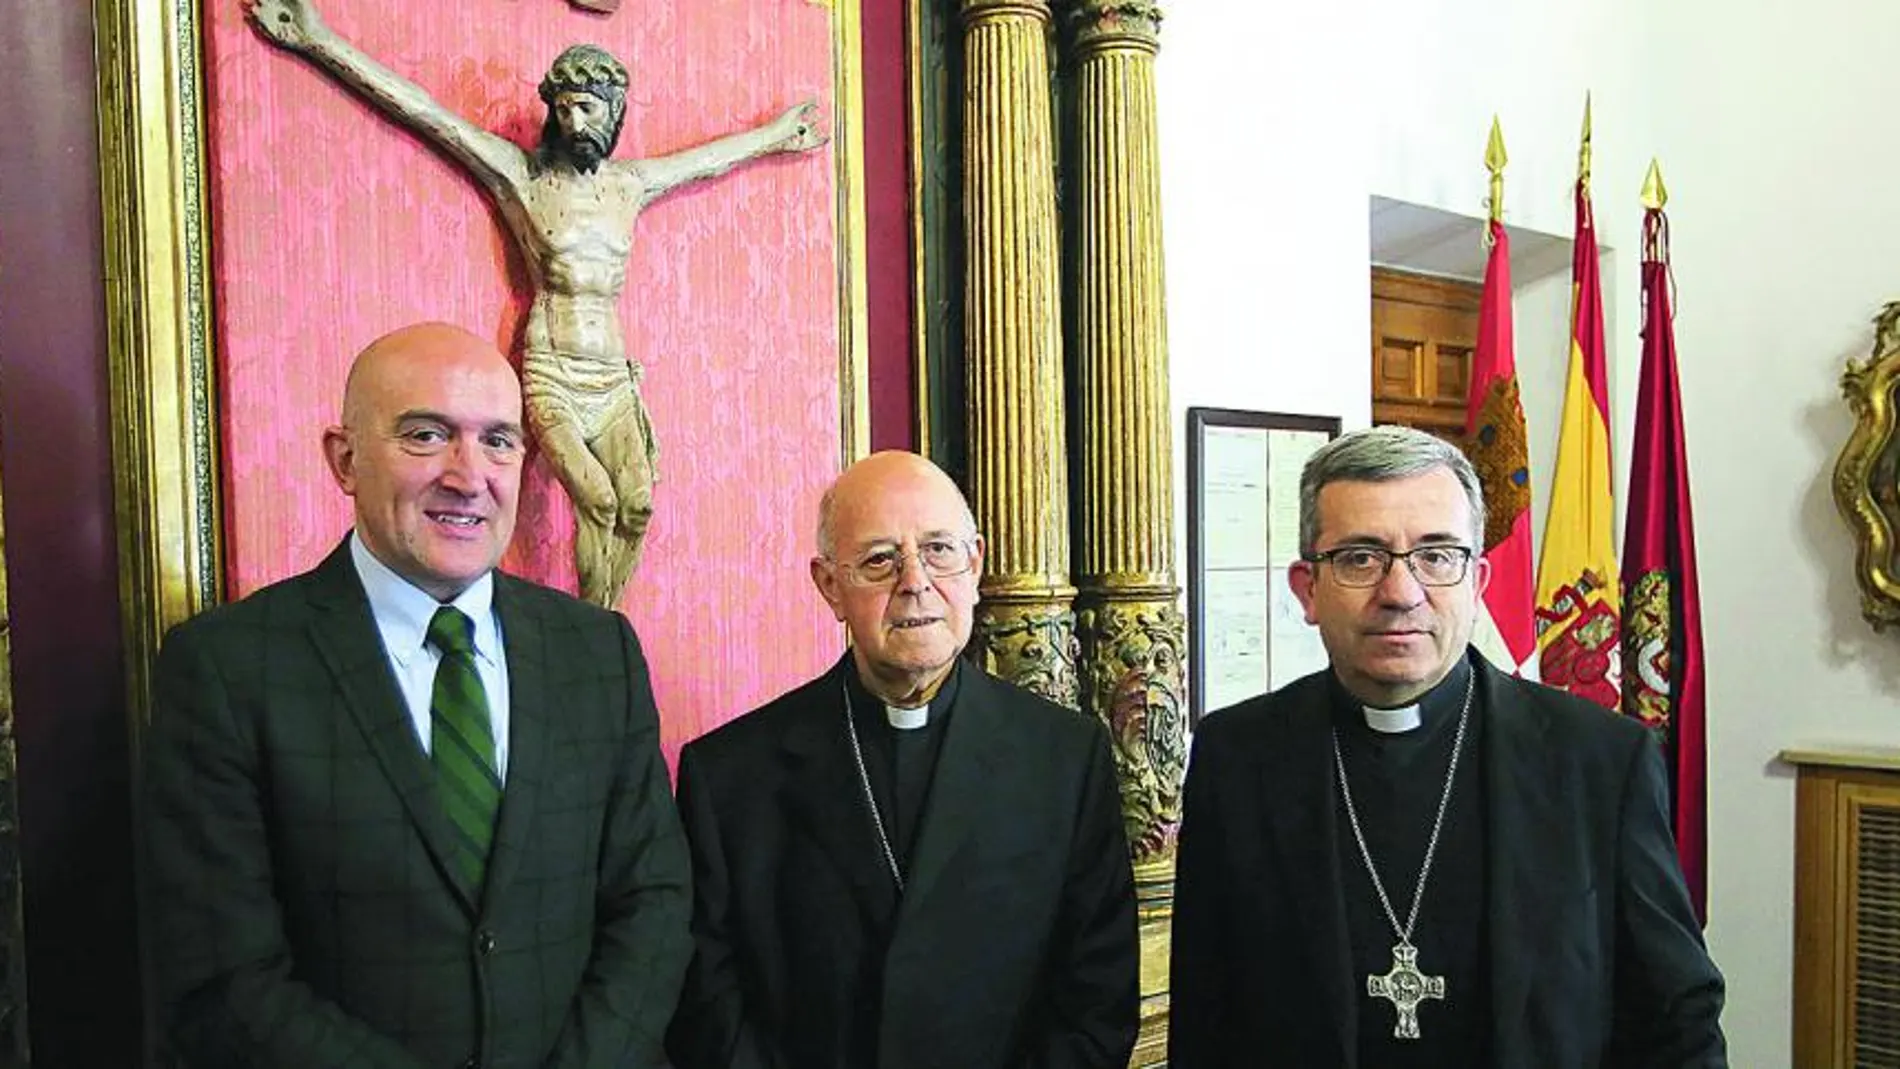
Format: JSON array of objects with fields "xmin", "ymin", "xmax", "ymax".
[
  {"xmin": 832, "ymin": 486, "xmax": 974, "ymax": 552},
  {"xmin": 356, "ymin": 356, "xmax": 521, "ymax": 427},
  {"xmin": 1314, "ymin": 470, "xmax": 1474, "ymax": 545}
]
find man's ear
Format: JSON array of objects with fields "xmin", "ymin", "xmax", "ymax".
[
  {"xmin": 967, "ymin": 534, "xmax": 986, "ymax": 586},
  {"xmin": 1288, "ymin": 560, "xmax": 1321, "ymax": 626},
  {"xmin": 810, "ymin": 557, "xmax": 848, "ymax": 623},
  {"xmin": 322, "ymin": 425, "xmax": 358, "ymax": 495}
]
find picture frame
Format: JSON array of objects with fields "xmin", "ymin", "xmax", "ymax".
[
  {"xmin": 1186, "ymin": 407, "xmax": 1341, "ymax": 722},
  {"xmin": 93, "ymin": 0, "xmax": 871, "ymax": 753}
]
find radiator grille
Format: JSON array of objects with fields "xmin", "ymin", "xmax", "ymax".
[{"xmin": 1854, "ymin": 799, "xmax": 1900, "ymax": 1067}]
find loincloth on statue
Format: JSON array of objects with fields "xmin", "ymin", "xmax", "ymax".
[{"xmin": 521, "ymin": 348, "xmax": 661, "ymax": 477}]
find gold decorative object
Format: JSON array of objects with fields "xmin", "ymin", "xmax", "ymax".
[
  {"xmin": 961, "ymin": 0, "xmax": 1077, "ymax": 702},
  {"xmin": 973, "ymin": 597, "xmax": 1080, "ymax": 707},
  {"xmin": 1065, "ymin": 2, "xmax": 1179, "ymax": 1063},
  {"xmin": 93, "ymin": 0, "xmax": 228, "ymax": 744},
  {"xmin": 1485, "ymin": 116, "xmax": 1506, "ymax": 226},
  {"xmin": 1577, "ymin": 93, "xmax": 1593, "ymax": 201},
  {"xmin": 0, "ymin": 453, "xmax": 27, "ymax": 1063},
  {"xmin": 1834, "ymin": 301, "xmax": 1900, "ymax": 630},
  {"xmin": 1641, "ymin": 157, "xmax": 1669, "ymax": 211},
  {"xmin": 92, "ymin": 0, "xmax": 870, "ymax": 727}
]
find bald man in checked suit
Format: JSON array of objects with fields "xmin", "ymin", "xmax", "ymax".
[{"xmin": 142, "ymin": 323, "xmax": 692, "ymax": 1068}]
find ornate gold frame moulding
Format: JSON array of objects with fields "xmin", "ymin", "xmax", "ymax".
[
  {"xmin": 1834, "ymin": 301, "xmax": 1900, "ymax": 630},
  {"xmin": 93, "ymin": 0, "xmax": 871, "ymax": 737}
]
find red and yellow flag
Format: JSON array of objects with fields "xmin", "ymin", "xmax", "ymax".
[
  {"xmin": 1464, "ymin": 120, "xmax": 1537, "ymax": 675},
  {"xmin": 1535, "ymin": 104, "xmax": 1621, "ymax": 710},
  {"xmin": 1622, "ymin": 161, "xmax": 1707, "ymax": 922}
]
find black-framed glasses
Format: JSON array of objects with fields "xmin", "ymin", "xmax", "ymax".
[
  {"xmin": 1305, "ymin": 544, "xmax": 1474, "ymax": 588},
  {"xmin": 826, "ymin": 538, "xmax": 976, "ymax": 588}
]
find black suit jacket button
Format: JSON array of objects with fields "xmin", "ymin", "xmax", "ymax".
[{"xmin": 476, "ymin": 929, "xmax": 496, "ymax": 955}]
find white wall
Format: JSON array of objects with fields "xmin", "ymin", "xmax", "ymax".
[
  {"xmin": 1159, "ymin": 4, "xmax": 1371, "ymax": 588},
  {"xmin": 1161, "ymin": 2, "xmax": 1900, "ymax": 1064}
]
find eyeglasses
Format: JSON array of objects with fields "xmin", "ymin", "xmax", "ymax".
[
  {"xmin": 826, "ymin": 538, "xmax": 976, "ymax": 587},
  {"xmin": 1305, "ymin": 544, "xmax": 1474, "ymax": 588}
]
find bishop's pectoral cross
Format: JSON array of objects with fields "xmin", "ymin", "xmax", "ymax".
[{"xmin": 1367, "ymin": 942, "xmax": 1445, "ymax": 1039}]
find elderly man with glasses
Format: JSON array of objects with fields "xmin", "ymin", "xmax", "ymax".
[
  {"xmin": 666, "ymin": 450, "xmax": 1138, "ymax": 1069},
  {"xmin": 1169, "ymin": 425, "xmax": 1726, "ymax": 1069}
]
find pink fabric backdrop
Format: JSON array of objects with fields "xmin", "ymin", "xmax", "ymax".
[{"xmin": 204, "ymin": 0, "xmax": 847, "ymax": 759}]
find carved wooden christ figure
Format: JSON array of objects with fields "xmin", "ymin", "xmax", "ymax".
[{"xmin": 249, "ymin": 0, "xmax": 827, "ymax": 608}]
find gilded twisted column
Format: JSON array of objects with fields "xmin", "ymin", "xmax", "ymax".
[
  {"xmin": 1065, "ymin": 3, "xmax": 1180, "ymax": 1064},
  {"xmin": 962, "ymin": 0, "xmax": 1077, "ymax": 706}
]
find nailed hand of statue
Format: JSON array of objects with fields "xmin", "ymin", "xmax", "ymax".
[
  {"xmin": 247, "ymin": 0, "xmax": 326, "ymax": 51},
  {"xmin": 777, "ymin": 101, "xmax": 830, "ymax": 154}
]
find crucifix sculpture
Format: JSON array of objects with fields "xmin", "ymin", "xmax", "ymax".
[{"xmin": 248, "ymin": 0, "xmax": 827, "ymax": 608}]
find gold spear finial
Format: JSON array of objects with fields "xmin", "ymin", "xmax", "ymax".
[
  {"xmin": 1641, "ymin": 157, "xmax": 1668, "ymax": 210},
  {"xmin": 1577, "ymin": 92, "xmax": 1593, "ymax": 196},
  {"xmin": 1485, "ymin": 116, "xmax": 1507, "ymax": 225}
]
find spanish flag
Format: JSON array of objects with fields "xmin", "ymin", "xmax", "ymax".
[
  {"xmin": 1464, "ymin": 120, "xmax": 1537, "ymax": 676},
  {"xmin": 1623, "ymin": 161, "xmax": 1707, "ymax": 922},
  {"xmin": 1534, "ymin": 101, "xmax": 1621, "ymax": 710}
]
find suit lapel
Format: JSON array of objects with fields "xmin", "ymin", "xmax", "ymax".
[
  {"xmin": 305, "ymin": 541, "xmax": 479, "ymax": 916},
  {"xmin": 1263, "ymin": 676, "xmax": 1358, "ymax": 1069},
  {"xmin": 783, "ymin": 659, "xmax": 901, "ymax": 928},
  {"xmin": 482, "ymin": 575, "xmax": 548, "ymax": 914},
  {"xmin": 892, "ymin": 665, "xmax": 1007, "ymax": 927},
  {"xmin": 1481, "ymin": 659, "xmax": 1563, "ymax": 1063}
]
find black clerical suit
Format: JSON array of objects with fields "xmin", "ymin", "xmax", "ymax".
[
  {"xmin": 667, "ymin": 655, "xmax": 1140, "ymax": 1069},
  {"xmin": 1169, "ymin": 649, "xmax": 1726, "ymax": 1069}
]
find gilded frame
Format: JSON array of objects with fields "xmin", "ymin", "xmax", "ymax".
[
  {"xmin": 1834, "ymin": 301, "xmax": 1900, "ymax": 630},
  {"xmin": 93, "ymin": 0, "xmax": 872, "ymax": 736},
  {"xmin": 0, "ymin": 459, "xmax": 27, "ymax": 1062}
]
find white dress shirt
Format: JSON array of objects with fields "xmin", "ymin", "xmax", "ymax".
[{"xmin": 349, "ymin": 533, "xmax": 512, "ymax": 782}]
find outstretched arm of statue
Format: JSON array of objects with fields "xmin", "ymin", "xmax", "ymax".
[
  {"xmin": 246, "ymin": 0, "xmax": 528, "ymax": 192},
  {"xmin": 636, "ymin": 101, "xmax": 828, "ymax": 200}
]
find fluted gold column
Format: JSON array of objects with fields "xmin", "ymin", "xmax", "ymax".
[
  {"xmin": 1065, "ymin": 4, "xmax": 1181, "ymax": 1064},
  {"xmin": 962, "ymin": 0, "xmax": 1077, "ymax": 706}
]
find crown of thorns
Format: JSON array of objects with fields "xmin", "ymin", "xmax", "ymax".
[{"xmin": 538, "ymin": 45, "xmax": 629, "ymax": 102}]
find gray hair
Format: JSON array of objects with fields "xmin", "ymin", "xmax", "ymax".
[
  {"xmin": 1298, "ymin": 425, "xmax": 1486, "ymax": 556},
  {"xmin": 815, "ymin": 484, "xmax": 841, "ymax": 558}
]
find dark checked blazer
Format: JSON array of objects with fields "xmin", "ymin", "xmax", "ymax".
[
  {"xmin": 1168, "ymin": 650, "xmax": 1727, "ymax": 1069},
  {"xmin": 665, "ymin": 655, "xmax": 1139, "ymax": 1069},
  {"xmin": 141, "ymin": 540, "xmax": 692, "ymax": 1069}
]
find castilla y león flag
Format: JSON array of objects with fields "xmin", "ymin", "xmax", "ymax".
[
  {"xmin": 1464, "ymin": 218, "xmax": 1537, "ymax": 676},
  {"xmin": 1622, "ymin": 164, "xmax": 1707, "ymax": 923}
]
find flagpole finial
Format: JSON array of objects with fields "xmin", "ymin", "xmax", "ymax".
[
  {"xmin": 1577, "ymin": 93, "xmax": 1593, "ymax": 193},
  {"xmin": 1641, "ymin": 158, "xmax": 1668, "ymax": 210},
  {"xmin": 1486, "ymin": 116, "xmax": 1507, "ymax": 225}
]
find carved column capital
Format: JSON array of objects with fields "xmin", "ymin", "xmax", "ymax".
[
  {"xmin": 961, "ymin": 0, "xmax": 1054, "ymax": 27},
  {"xmin": 1066, "ymin": 1, "xmax": 1163, "ymax": 54}
]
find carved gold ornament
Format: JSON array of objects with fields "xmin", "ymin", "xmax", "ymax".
[{"xmin": 1833, "ymin": 302, "xmax": 1900, "ymax": 630}]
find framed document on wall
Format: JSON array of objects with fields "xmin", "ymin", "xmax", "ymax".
[{"xmin": 1187, "ymin": 408, "xmax": 1341, "ymax": 722}]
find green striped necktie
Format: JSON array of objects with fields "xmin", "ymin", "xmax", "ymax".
[{"xmin": 426, "ymin": 606, "xmax": 501, "ymax": 893}]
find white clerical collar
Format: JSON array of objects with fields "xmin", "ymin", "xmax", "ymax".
[
  {"xmin": 885, "ymin": 703, "xmax": 929, "ymax": 731},
  {"xmin": 1361, "ymin": 703, "xmax": 1423, "ymax": 734}
]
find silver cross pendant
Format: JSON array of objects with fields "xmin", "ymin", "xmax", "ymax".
[{"xmin": 1366, "ymin": 942, "xmax": 1445, "ymax": 1039}]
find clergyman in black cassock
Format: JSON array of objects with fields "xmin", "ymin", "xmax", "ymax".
[
  {"xmin": 666, "ymin": 451, "xmax": 1139, "ymax": 1069},
  {"xmin": 1169, "ymin": 426, "xmax": 1725, "ymax": 1069}
]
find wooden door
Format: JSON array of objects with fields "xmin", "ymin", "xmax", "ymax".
[{"xmin": 1370, "ymin": 268, "xmax": 1480, "ymax": 439}]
